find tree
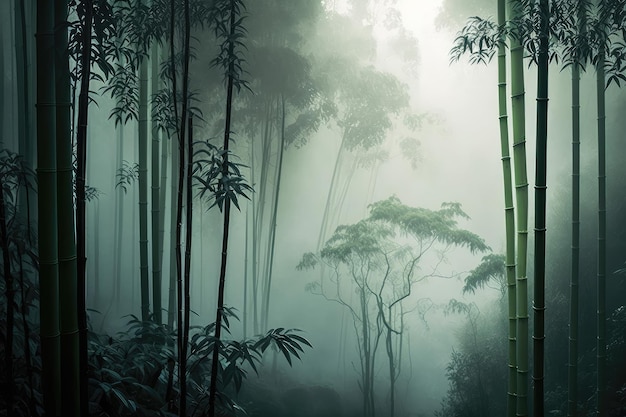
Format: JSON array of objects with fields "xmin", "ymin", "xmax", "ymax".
[{"xmin": 299, "ymin": 196, "xmax": 488, "ymax": 417}]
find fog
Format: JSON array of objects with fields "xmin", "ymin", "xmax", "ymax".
[{"xmin": 2, "ymin": 0, "xmax": 626, "ymax": 416}]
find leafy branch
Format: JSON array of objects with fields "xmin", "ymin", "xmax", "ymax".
[
  {"xmin": 193, "ymin": 140, "xmax": 253, "ymax": 211},
  {"xmin": 115, "ymin": 160, "xmax": 140, "ymax": 194}
]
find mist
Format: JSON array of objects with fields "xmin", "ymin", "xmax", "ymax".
[{"xmin": 1, "ymin": 1, "xmax": 626, "ymax": 417}]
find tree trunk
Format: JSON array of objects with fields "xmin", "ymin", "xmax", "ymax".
[
  {"xmin": 139, "ymin": 49, "xmax": 150, "ymax": 322},
  {"xmin": 532, "ymin": 1, "xmax": 549, "ymax": 415},
  {"xmin": 567, "ymin": 4, "xmax": 583, "ymax": 411},
  {"xmin": 151, "ymin": 44, "xmax": 163, "ymax": 325},
  {"xmin": 595, "ymin": 34, "xmax": 607, "ymax": 417},
  {"xmin": 261, "ymin": 96, "xmax": 287, "ymax": 331},
  {"xmin": 497, "ymin": 1, "xmax": 517, "ymax": 416},
  {"xmin": 55, "ymin": 1, "xmax": 80, "ymax": 414},
  {"xmin": 75, "ymin": 1, "xmax": 93, "ymax": 415},
  {"xmin": 37, "ymin": 0, "xmax": 61, "ymax": 413},
  {"xmin": 208, "ymin": 2, "xmax": 237, "ymax": 415},
  {"xmin": 508, "ymin": 1, "xmax": 529, "ymax": 416}
]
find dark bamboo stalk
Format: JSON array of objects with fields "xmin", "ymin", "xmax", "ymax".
[
  {"xmin": 0, "ymin": 166, "xmax": 14, "ymax": 415},
  {"xmin": 208, "ymin": 2, "xmax": 237, "ymax": 415},
  {"xmin": 36, "ymin": 0, "xmax": 61, "ymax": 413},
  {"xmin": 532, "ymin": 1, "xmax": 549, "ymax": 416},
  {"xmin": 75, "ymin": 1, "xmax": 93, "ymax": 415}
]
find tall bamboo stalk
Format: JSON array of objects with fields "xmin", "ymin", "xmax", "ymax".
[
  {"xmin": 208, "ymin": 2, "xmax": 237, "ymax": 415},
  {"xmin": 533, "ymin": 1, "xmax": 549, "ymax": 415},
  {"xmin": 567, "ymin": 6, "xmax": 583, "ymax": 415},
  {"xmin": 151, "ymin": 44, "xmax": 163, "ymax": 325},
  {"xmin": 497, "ymin": 1, "xmax": 517, "ymax": 415},
  {"xmin": 55, "ymin": 0, "xmax": 80, "ymax": 414},
  {"xmin": 508, "ymin": 1, "xmax": 529, "ymax": 416},
  {"xmin": 176, "ymin": 0, "xmax": 192, "ymax": 413},
  {"xmin": 568, "ymin": 59, "xmax": 581, "ymax": 417},
  {"xmin": 36, "ymin": 0, "xmax": 61, "ymax": 413},
  {"xmin": 75, "ymin": 2, "xmax": 93, "ymax": 415},
  {"xmin": 139, "ymin": 46, "xmax": 150, "ymax": 322},
  {"xmin": 261, "ymin": 96, "xmax": 286, "ymax": 331},
  {"xmin": 595, "ymin": 25, "xmax": 607, "ymax": 417}
]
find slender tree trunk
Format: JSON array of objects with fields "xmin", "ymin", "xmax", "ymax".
[
  {"xmin": 595, "ymin": 34, "xmax": 607, "ymax": 417},
  {"xmin": 508, "ymin": 1, "xmax": 529, "ymax": 416},
  {"xmin": 568, "ymin": 36, "xmax": 582, "ymax": 417},
  {"xmin": 55, "ymin": 1, "xmax": 80, "ymax": 414},
  {"xmin": 255, "ymin": 102, "xmax": 273, "ymax": 332},
  {"xmin": 168, "ymin": 128, "xmax": 177, "ymax": 330},
  {"xmin": 250, "ymin": 136, "xmax": 259, "ymax": 333},
  {"xmin": 176, "ymin": 0, "xmax": 192, "ymax": 413},
  {"xmin": 37, "ymin": 0, "xmax": 61, "ymax": 413},
  {"xmin": 139, "ymin": 49, "xmax": 150, "ymax": 322},
  {"xmin": 182, "ymin": 114, "xmax": 194, "ymax": 412},
  {"xmin": 533, "ymin": 1, "xmax": 549, "ymax": 415},
  {"xmin": 75, "ymin": 2, "xmax": 93, "ymax": 415},
  {"xmin": 151, "ymin": 44, "xmax": 163, "ymax": 325},
  {"xmin": 243, "ymin": 204, "xmax": 250, "ymax": 337},
  {"xmin": 317, "ymin": 135, "xmax": 346, "ymax": 250},
  {"xmin": 497, "ymin": 2, "xmax": 517, "ymax": 416},
  {"xmin": 261, "ymin": 96, "xmax": 287, "ymax": 331},
  {"xmin": 0, "ymin": 164, "xmax": 15, "ymax": 416},
  {"xmin": 208, "ymin": 3, "xmax": 237, "ymax": 415}
]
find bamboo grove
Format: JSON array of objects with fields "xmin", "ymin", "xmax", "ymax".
[
  {"xmin": 2, "ymin": 0, "xmax": 626, "ymax": 416},
  {"xmin": 451, "ymin": 0, "xmax": 626, "ymax": 416}
]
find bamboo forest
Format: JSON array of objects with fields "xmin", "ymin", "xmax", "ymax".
[{"xmin": 2, "ymin": 0, "xmax": 626, "ymax": 416}]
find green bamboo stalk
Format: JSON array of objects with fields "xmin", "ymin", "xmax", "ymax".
[
  {"xmin": 533, "ymin": 1, "xmax": 549, "ymax": 415},
  {"xmin": 168, "ymin": 127, "xmax": 177, "ymax": 330},
  {"xmin": 261, "ymin": 96, "xmax": 287, "ymax": 331},
  {"xmin": 508, "ymin": 1, "xmax": 529, "ymax": 416},
  {"xmin": 497, "ymin": 1, "xmax": 517, "ymax": 415},
  {"xmin": 596, "ymin": 32, "xmax": 607, "ymax": 417},
  {"xmin": 54, "ymin": 0, "xmax": 79, "ymax": 414},
  {"xmin": 568, "ymin": 58, "xmax": 581, "ymax": 417},
  {"xmin": 568, "ymin": 4, "xmax": 585, "ymax": 416},
  {"xmin": 151, "ymin": 46, "xmax": 162, "ymax": 325},
  {"xmin": 36, "ymin": 0, "xmax": 61, "ymax": 413},
  {"xmin": 139, "ymin": 49, "xmax": 150, "ymax": 322}
]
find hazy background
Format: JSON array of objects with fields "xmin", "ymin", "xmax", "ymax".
[{"xmin": 3, "ymin": 0, "xmax": 625, "ymax": 415}]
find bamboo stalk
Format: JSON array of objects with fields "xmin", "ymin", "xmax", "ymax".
[{"xmin": 37, "ymin": 0, "xmax": 61, "ymax": 413}]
